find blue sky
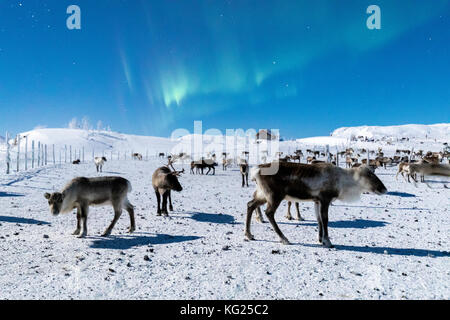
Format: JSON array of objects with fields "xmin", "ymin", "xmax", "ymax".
[{"xmin": 0, "ymin": 0, "xmax": 449, "ymax": 138}]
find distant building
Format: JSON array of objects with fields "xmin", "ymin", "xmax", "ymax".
[{"xmin": 256, "ymin": 129, "xmax": 277, "ymax": 141}]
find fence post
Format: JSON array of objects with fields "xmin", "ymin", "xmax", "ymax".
[
  {"xmin": 24, "ymin": 136, "xmax": 28, "ymax": 170},
  {"xmin": 92, "ymin": 148, "xmax": 94, "ymax": 160},
  {"xmin": 52, "ymin": 144, "xmax": 55, "ymax": 165},
  {"xmin": 16, "ymin": 135, "xmax": 21, "ymax": 172},
  {"xmin": 32, "ymin": 140, "xmax": 35, "ymax": 169},
  {"xmin": 38, "ymin": 142, "xmax": 41, "ymax": 167},
  {"xmin": 45, "ymin": 144, "xmax": 48, "ymax": 166},
  {"xmin": 5, "ymin": 132, "xmax": 10, "ymax": 174},
  {"xmin": 82, "ymin": 147, "xmax": 85, "ymax": 163}
]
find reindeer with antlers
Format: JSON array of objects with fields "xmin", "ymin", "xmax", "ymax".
[{"xmin": 152, "ymin": 164, "xmax": 184, "ymax": 216}]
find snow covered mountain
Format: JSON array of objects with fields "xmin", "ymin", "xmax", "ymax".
[
  {"xmin": 332, "ymin": 123, "xmax": 450, "ymax": 141},
  {"xmin": 2, "ymin": 123, "xmax": 448, "ymax": 163}
]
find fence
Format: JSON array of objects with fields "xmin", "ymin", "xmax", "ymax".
[{"xmin": 2, "ymin": 133, "xmax": 160, "ymax": 175}]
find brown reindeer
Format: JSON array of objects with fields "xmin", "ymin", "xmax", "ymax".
[
  {"xmin": 190, "ymin": 158, "xmax": 218, "ymax": 175},
  {"xmin": 240, "ymin": 161, "xmax": 249, "ymax": 187},
  {"xmin": 245, "ymin": 162, "xmax": 387, "ymax": 247},
  {"xmin": 44, "ymin": 176, "xmax": 135, "ymax": 237},
  {"xmin": 407, "ymin": 163, "xmax": 450, "ymax": 187},
  {"xmin": 152, "ymin": 166, "xmax": 183, "ymax": 216}
]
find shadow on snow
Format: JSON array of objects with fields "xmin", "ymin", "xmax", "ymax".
[
  {"xmin": 90, "ymin": 233, "xmax": 201, "ymax": 250},
  {"xmin": 0, "ymin": 215, "xmax": 50, "ymax": 225},
  {"xmin": 0, "ymin": 192, "xmax": 25, "ymax": 197},
  {"xmin": 189, "ymin": 212, "xmax": 236, "ymax": 224}
]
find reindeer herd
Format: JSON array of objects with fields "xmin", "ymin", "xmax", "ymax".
[{"xmin": 42, "ymin": 144, "xmax": 449, "ymax": 248}]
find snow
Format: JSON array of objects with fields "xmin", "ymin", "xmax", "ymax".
[
  {"xmin": 0, "ymin": 156, "xmax": 449, "ymax": 299},
  {"xmin": 0, "ymin": 124, "xmax": 449, "ymax": 299},
  {"xmin": 332, "ymin": 123, "xmax": 450, "ymax": 141}
]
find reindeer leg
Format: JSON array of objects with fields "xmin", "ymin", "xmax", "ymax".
[
  {"xmin": 255, "ymin": 205, "xmax": 265, "ymax": 223},
  {"xmin": 124, "ymin": 199, "xmax": 135, "ymax": 233},
  {"xmin": 162, "ymin": 191, "xmax": 169, "ymax": 216},
  {"xmin": 168, "ymin": 191, "xmax": 173, "ymax": 211},
  {"xmin": 314, "ymin": 201, "xmax": 323, "ymax": 244},
  {"xmin": 285, "ymin": 201, "xmax": 293, "ymax": 220},
  {"xmin": 319, "ymin": 200, "xmax": 333, "ymax": 248},
  {"xmin": 265, "ymin": 199, "xmax": 289, "ymax": 245},
  {"xmin": 72, "ymin": 206, "xmax": 82, "ymax": 235},
  {"xmin": 295, "ymin": 202, "xmax": 304, "ymax": 221},
  {"xmin": 245, "ymin": 198, "xmax": 265, "ymax": 240},
  {"xmin": 78, "ymin": 205, "xmax": 88, "ymax": 238},
  {"xmin": 246, "ymin": 173, "xmax": 248, "ymax": 187},
  {"xmin": 155, "ymin": 190, "xmax": 162, "ymax": 216},
  {"xmin": 102, "ymin": 202, "xmax": 123, "ymax": 236},
  {"xmin": 241, "ymin": 174, "xmax": 245, "ymax": 187}
]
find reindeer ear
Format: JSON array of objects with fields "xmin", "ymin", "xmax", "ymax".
[{"xmin": 44, "ymin": 193, "xmax": 51, "ymax": 199}]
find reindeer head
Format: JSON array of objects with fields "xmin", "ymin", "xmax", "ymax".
[
  {"xmin": 44, "ymin": 192, "xmax": 65, "ymax": 216},
  {"xmin": 102, "ymin": 157, "xmax": 107, "ymax": 162},
  {"xmin": 354, "ymin": 166, "xmax": 387, "ymax": 195},
  {"xmin": 167, "ymin": 170, "xmax": 183, "ymax": 192}
]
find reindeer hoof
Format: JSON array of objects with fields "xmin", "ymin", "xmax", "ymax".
[
  {"xmin": 77, "ymin": 233, "xmax": 87, "ymax": 238},
  {"xmin": 245, "ymin": 233, "xmax": 255, "ymax": 241},
  {"xmin": 281, "ymin": 238, "xmax": 291, "ymax": 245},
  {"xmin": 322, "ymin": 239, "xmax": 334, "ymax": 248},
  {"xmin": 285, "ymin": 215, "xmax": 293, "ymax": 221},
  {"xmin": 297, "ymin": 217, "xmax": 305, "ymax": 222},
  {"xmin": 128, "ymin": 227, "xmax": 135, "ymax": 233},
  {"xmin": 72, "ymin": 229, "xmax": 81, "ymax": 235}
]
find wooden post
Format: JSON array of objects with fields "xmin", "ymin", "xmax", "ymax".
[
  {"xmin": 69, "ymin": 145, "xmax": 72, "ymax": 163},
  {"xmin": 82, "ymin": 147, "xmax": 85, "ymax": 163},
  {"xmin": 16, "ymin": 135, "xmax": 21, "ymax": 172},
  {"xmin": 45, "ymin": 144, "xmax": 48, "ymax": 166},
  {"xmin": 24, "ymin": 136, "xmax": 28, "ymax": 170},
  {"xmin": 5, "ymin": 132, "xmax": 10, "ymax": 174},
  {"xmin": 31, "ymin": 140, "xmax": 35, "ymax": 169},
  {"xmin": 38, "ymin": 142, "xmax": 41, "ymax": 167},
  {"xmin": 52, "ymin": 144, "xmax": 55, "ymax": 165},
  {"xmin": 64, "ymin": 145, "xmax": 67, "ymax": 163}
]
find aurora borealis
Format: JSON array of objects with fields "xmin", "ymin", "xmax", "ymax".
[{"xmin": 0, "ymin": 0, "xmax": 449, "ymax": 137}]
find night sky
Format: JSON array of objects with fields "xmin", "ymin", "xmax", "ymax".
[{"xmin": 0, "ymin": 0, "xmax": 449, "ymax": 138}]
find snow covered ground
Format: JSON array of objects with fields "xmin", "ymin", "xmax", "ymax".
[{"xmin": 0, "ymin": 157, "xmax": 448, "ymax": 299}]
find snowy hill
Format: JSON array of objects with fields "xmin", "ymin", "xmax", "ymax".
[
  {"xmin": 332, "ymin": 123, "xmax": 450, "ymax": 141},
  {"xmin": 12, "ymin": 128, "xmax": 175, "ymax": 155},
  {"xmin": 1, "ymin": 124, "xmax": 448, "ymax": 165}
]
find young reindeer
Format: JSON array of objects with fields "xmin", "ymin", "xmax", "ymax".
[
  {"xmin": 44, "ymin": 176, "xmax": 135, "ymax": 238},
  {"xmin": 245, "ymin": 162, "xmax": 387, "ymax": 247},
  {"xmin": 152, "ymin": 166, "xmax": 183, "ymax": 216},
  {"xmin": 94, "ymin": 157, "xmax": 107, "ymax": 172},
  {"xmin": 240, "ymin": 161, "xmax": 249, "ymax": 187}
]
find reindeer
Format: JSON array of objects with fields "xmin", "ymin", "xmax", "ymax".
[
  {"xmin": 158, "ymin": 152, "xmax": 165, "ymax": 158},
  {"xmin": 286, "ymin": 201, "xmax": 304, "ymax": 221},
  {"xmin": 406, "ymin": 163, "xmax": 450, "ymax": 187},
  {"xmin": 44, "ymin": 176, "xmax": 135, "ymax": 237},
  {"xmin": 132, "ymin": 153, "xmax": 143, "ymax": 160},
  {"xmin": 222, "ymin": 158, "xmax": 233, "ymax": 170},
  {"xmin": 152, "ymin": 166, "xmax": 183, "ymax": 216},
  {"xmin": 240, "ymin": 161, "xmax": 249, "ymax": 187},
  {"xmin": 306, "ymin": 156, "xmax": 316, "ymax": 163},
  {"xmin": 396, "ymin": 162, "xmax": 412, "ymax": 182},
  {"xmin": 345, "ymin": 157, "xmax": 357, "ymax": 168},
  {"xmin": 245, "ymin": 162, "xmax": 387, "ymax": 247},
  {"xmin": 94, "ymin": 157, "xmax": 107, "ymax": 172},
  {"xmin": 72, "ymin": 159, "xmax": 80, "ymax": 164},
  {"xmin": 190, "ymin": 159, "xmax": 218, "ymax": 175}
]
